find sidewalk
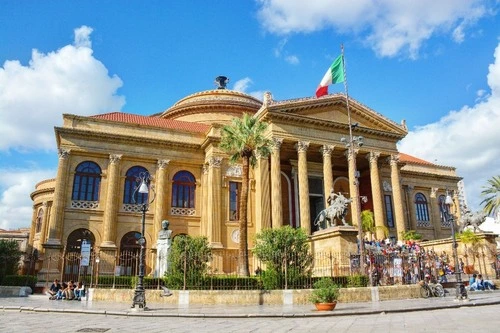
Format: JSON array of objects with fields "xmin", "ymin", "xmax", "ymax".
[{"xmin": 1, "ymin": 290, "xmax": 500, "ymax": 318}]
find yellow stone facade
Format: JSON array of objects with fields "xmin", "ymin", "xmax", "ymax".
[{"xmin": 29, "ymin": 87, "xmax": 462, "ymax": 281}]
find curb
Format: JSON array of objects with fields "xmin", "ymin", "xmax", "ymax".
[{"xmin": 2, "ymin": 298, "xmax": 500, "ymax": 318}]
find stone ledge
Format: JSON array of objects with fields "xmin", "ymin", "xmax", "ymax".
[
  {"xmin": 0, "ymin": 286, "xmax": 33, "ymax": 297},
  {"xmin": 90, "ymin": 284, "xmax": 421, "ymax": 305}
]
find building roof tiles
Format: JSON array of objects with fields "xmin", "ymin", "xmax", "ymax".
[{"xmin": 91, "ymin": 112, "xmax": 210, "ymax": 133}]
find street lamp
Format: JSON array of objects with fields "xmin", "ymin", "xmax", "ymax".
[
  {"xmin": 131, "ymin": 172, "xmax": 155, "ymax": 310},
  {"xmin": 444, "ymin": 191, "xmax": 468, "ymax": 300},
  {"xmin": 341, "ymin": 128, "xmax": 365, "ymax": 264}
]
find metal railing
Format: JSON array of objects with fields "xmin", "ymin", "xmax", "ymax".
[{"xmin": 9, "ymin": 245, "xmax": 485, "ymax": 291}]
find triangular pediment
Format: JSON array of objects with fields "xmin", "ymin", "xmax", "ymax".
[{"xmin": 265, "ymin": 94, "xmax": 408, "ymax": 137}]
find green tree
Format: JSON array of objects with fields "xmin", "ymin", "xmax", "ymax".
[
  {"xmin": 253, "ymin": 226, "xmax": 312, "ymax": 289},
  {"xmin": 361, "ymin": 210, "xmax": 388, "ymax": 240},
  {"xmin": 0, "ymin": 239, "xmax": 21, "ymax": 284},
  {"xmin": 165, "ymin": 235, "xmax": 212, "ymax": 290},
  {"xmin": 480, "ymin": 175, "xmax": 500, "ymax": 218},
  {"xmin": 401, "ymin": 230, "xmax": 423, "ymax": 241},
  {"xmin": 219, "ymin": 113, "xmax": 272, "ymax": 276}
]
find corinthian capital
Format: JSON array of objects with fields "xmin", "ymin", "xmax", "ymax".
[
  {"xmin": 295, "ymin": 141, "xmax": 310, "ymax": 153},
  {"xmin": 109, "ymin": 154, "xmax": 122, "ymax": 164},
  {"xmin": 208, "ymin": 156, "xmax": 223, "ymax": 168},
  {"xmin": 367, "ymin": 151, "xmax": 380, "ymax": 163},
  {"xmin": 157, "ymin": 159, "xmax": 170, "ymax": 169},
  {"xmin": 58, "ymin": 148, "xmax": 71, "ymax": 159},
  {"xmin": 320, "ymin": 145, "xmax": 335, "ymax": 157},
  {"xmin": 272, "ymin": 137, "xmax": 283, "ymax": 151}
]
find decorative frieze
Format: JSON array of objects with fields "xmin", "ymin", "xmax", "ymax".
[{"xmin": 225, "ymin": 165, "xmax": 242, "ymax": 178}]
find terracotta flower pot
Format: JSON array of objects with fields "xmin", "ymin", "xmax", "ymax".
[{"xmin": 314, "ymin": 301, "xmax": 337, "ymax": 311}]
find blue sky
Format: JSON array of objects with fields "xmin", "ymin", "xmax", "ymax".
[{"xmin": 1, "ymin": 0, "xmax": 499, "ymax": 230}]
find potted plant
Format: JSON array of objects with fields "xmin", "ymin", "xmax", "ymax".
[{"xmin": 309, "ymin": 277, "xmax": 340, "ymax": 311}]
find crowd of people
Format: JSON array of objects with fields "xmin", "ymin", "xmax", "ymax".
[
  {"xmin": 363, "ymin": 239, "xmax": 496, "ymax": 289},
  {"xmin": 47, "ymin": 279, "xmax": 85, "ymax": 300}
]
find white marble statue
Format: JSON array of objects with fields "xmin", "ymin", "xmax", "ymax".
[{"xmin": 155, "ymin": 220, "xmax": 172, "ymax": 278}]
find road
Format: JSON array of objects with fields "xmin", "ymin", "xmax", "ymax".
[{"xmin": 1, "ymin": 303, "xmax": 497, "ymax": 333}]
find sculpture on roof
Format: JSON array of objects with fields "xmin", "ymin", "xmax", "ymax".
[
  {"xmin": 458, "ymin": 207, "xmax": 486, "ymax": 233},
  {"xmin": 215, "ymin": 76, "xmax": 229, "ymax": 89},
  {"xmin": 314, "ymin": 190, "xmax": 352, "ymax": 230}
]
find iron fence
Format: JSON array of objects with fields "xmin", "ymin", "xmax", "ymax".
[{"xmin": 6, "ymin": 246, "xmax": 487, "ymax": 291}]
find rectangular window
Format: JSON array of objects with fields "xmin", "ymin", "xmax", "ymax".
[
  {"xmin": 384, "ymin": 195, "xmax": 395, "ymax": 228},
  {"xmin": 229, "ymin": 181, "xmax": 241, "ymax": 221}
]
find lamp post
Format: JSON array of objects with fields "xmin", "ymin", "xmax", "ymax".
[
  {"xmin": 444, "ymin": 191, "xmax": 468, "ymax": 300},
  {"xmin": 341, "ymin": 127, "xmax": 365, "ymax": 268},
  {"xmin": 131, "ymin": 172, "xmax": 155, "ymax": 310}
]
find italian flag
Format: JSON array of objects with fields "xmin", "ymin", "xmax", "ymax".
[{"xmin": 315, "ymin": 55, "xmax": 345, "ymax": 98}]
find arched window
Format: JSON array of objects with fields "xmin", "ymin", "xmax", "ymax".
[
  {"xmin": 72, "ymin": 161, "xmax": 101, "ymax": 201},
  {"xmin": 415, "ymin": 193, "xmax": 430, "ymax": 226},
  {"xmin": 66, "ymin": 228, "xmax": 95, "ymax": 252},
  {"xmin": 64, "ymin": 229, "xmax": 95, "ymax": 282},
  {"xmin": 438, "ymin": 195, "xmax": 451, "ymax": 227},
  {"xmin": 35, "ymin": 208, "xmax": 43, "ymax": 233},
  {"xmin": 171, "ymin": 171, "xmax": 196, "ymax": 208},
  {"xmin": 123, "ymin": 166, "xmax": 150, "ymax": 204}
]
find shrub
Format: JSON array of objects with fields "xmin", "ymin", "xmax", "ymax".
[{"xmin": 309, "ymin": 277, "xmax": 340, "ymax": 303}]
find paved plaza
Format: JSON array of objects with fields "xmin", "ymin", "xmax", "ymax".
[{"xmin": 1, "ymin": 291, "xmax": 499, "ymax": 332}]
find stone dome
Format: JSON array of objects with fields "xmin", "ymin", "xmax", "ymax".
[{"xmin": 159, "ymin": 89, "xmax": 263, "ymax": 124}]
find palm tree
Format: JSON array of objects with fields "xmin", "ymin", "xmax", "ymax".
[
  {"xmin": 219, "ymin": 113, "xmax": 272, "ymax": 276},
  {"xmin": 361, "ymin": 210, "xmax": 388, "ymax": 240},
  {"xmin": 480, "ymin": 175, "xmax": 500, "ymax": 218}
]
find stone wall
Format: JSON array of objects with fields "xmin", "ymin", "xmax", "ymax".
[{"xmin": 90, "ymin": 284, "xmax": 421, "ymax": 305}]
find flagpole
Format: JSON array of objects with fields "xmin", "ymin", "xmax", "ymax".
[{"xmin": 340, "ymin": 44, "xmax": 366, "ymax": 275}]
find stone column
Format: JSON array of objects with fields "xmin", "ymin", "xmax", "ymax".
[
  {"xmin": 390, "ymin": 154, "xmax": 406, "ymax": 241},
  {"xmin": 101, "ymin": 154, "xmax": 122, "ymax": 248},
  {"xmin": 296, "ymin": 141, "xmax": 311, "ymax": 235},
  {"xmin": 45, "ymin": 148, "xmax": 71, "ymax": 246},
  {"xmin": 153, "ymin": 159, "xmax": 170, "ymax": 240},
  {"xmin": 368, "ymin": 151, "xmax": 385, "ymax": 240},
  {"xmin": 254, "ymin": 153, "xmax": 271, "ymax": 233},
  {"xmin": 321, "ymin": 145, "xmax": 335, "ymax": 207},
  {"xmin": 206, "ymin": 157, "xmax": 223, "ymax": 248},
  {"xmin": 429, "ymin": 188, "xmax": 441, "ymax": 239},
  {"xmin": 347, "ymin": 149, "xmax": 361, "ymax": 228},
  {"xmin": 270, "ymin": 138, "xmax": 283, "ymax": 229},
  {"xmin": 28, "ymin": 205, "xmax": 38, "ymax": 246},
  {"xmin": 39, "ymin": 201, "xmax": 50, "ymax": 248},
  {"xmin": 200, "ymin": 164, "xmax": 209, "ymax": 237}
]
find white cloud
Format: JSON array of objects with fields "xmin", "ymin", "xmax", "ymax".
[
  {"xmin": 285, "ymin": 55, "xmax": 299, "ymax": 65},
  {"xmin": 0, "ymin": 25, "xmax": 125, "ymax": 152},
  {"xmin": 0, "ymin": 168, "xmax": 55, "ymax": 230},
  {"xmin": 399, "ymin": 42, "xmax": 500, "ymax": 211},
  {"xmin": 74, "ymin": 25, "xmax": 94, "ymax": 48},
  {"xmin": 256, "ymin": 0, "xmax": 493, "ymax": 58},
  {"xmin": 233, "ymin": 77, "xmax": 266, "ymax": 100}
]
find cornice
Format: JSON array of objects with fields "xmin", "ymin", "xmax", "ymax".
[
  {"xmin": 266, "ymin": 94, "xmax": 408, "ymax": 137},
  {"xmin": 400, "ymin": 169, "xmax": 462, "ymax": 181},
  {"xmin": 266, "ymin": 112, "xmax": 406, "ymax": 140},
  {"xmin": 161, "ymin": 101, "xmax": 259, "ymax": 120},
  {"xmin": 55, "ymin": 127, "xmax": 202, "ymax": 151},
  {"xmin": 30, "ymin": 187, "xmax": 55, "ymax": 200}
]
